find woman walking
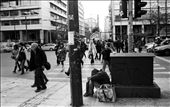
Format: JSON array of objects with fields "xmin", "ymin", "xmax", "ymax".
[
  {"xmin": 11, "ymin": 44, "xmax": 21, "ymax": 73},
  {"xmin": 57, "ymin": 43, "xmax": 67, "ymax": 71}
]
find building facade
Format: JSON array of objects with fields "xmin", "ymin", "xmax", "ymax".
[
  {"xmin": 78, "ymin": 1, "xmax": 85, "ymax": 37},
  {"xmin": 109, "ymin": 0, "xmax": 170, "ymax": 42},
  {"xmin": 84, "ymin": 18, "xmax": 97, "ymax": 32},
  {"xmin": 104, "ymin": 16, "xmax": 111, "ymax": 41},
  {"xmin": 0, "ymin": 0, "xmax": 67, "ymax": 43}
]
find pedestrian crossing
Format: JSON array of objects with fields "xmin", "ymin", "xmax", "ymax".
[{"xmin": 44, "ymin": 58, "xmax": 169, "ymax": 82}]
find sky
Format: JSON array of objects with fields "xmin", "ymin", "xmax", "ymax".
[{"xmin": 81, "ymin": 1, "xmax": 111, "ymax": 32}]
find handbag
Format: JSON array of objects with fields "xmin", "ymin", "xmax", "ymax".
[
  {"xmin": 44, "ymin": 62, "xmax": 51, "ymax": 70},
  {"xmin": 97, "ymin": 84, "xmax": 116, "ymax": 102}
]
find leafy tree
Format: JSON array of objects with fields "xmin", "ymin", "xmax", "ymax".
[{"xmin": 91, "ymin": 27, "xmax": 100, "ymax": 33}]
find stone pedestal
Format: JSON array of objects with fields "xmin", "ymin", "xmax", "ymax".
[{"xmin": 109, "ymin": 53, "xmax": 160, "ymax": 98}]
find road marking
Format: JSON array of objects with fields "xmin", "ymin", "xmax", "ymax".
[
  {"xmin": 154, "ymin": 72, "xmax": 170, "ymax": 74},
  {"xmin": 156, "ymin": 56, "xmax": 170, "ymax": 63},
  {"xmin": 154, "ymin": 67, "xmax": 166, "ymax": 70},
  {"xmin": 154, "ymin": 64, "xmax": 161, "ymax": 67}
]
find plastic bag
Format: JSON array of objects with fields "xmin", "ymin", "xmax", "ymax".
[{"xmin": 97, "ymin": 84, "xmax": 116, "ymax": 102}]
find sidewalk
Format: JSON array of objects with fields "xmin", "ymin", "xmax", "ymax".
[
  {"xmin": 1, "ymin": 76, "xmax": 170, "ymax": 107},
  {"xmin": 1, "ymin": 52, "xmax": 170, "ymax": 107}
]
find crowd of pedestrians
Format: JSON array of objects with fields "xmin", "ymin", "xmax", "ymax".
[{"xmin": 10, "ymin": 37, "xmax": 145, "ymax": 93}]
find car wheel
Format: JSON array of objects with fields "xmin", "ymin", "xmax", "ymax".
[
  {"xmin": 165, "ymin": 50, "xmax": 170, "ymax": 56},
  {"xmin": 49, "ymin": 48, "xmax": 53, "ymax": 51}
]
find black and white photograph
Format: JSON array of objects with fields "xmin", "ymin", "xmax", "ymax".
[{"xmin": 0, "ymin": 0, "xmax": 170, "ymax": 106}]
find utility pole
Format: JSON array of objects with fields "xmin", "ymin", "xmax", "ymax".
[
  {"xmin": 68, "ymin": 1, "xmax": 83, "ymax": 107},
  {"xmin": 128, "ymin": 0, "xmax": 134, "ymax": 52},
  {"xmin": 25, "ymin": 16, "xmax": 28, "ymax": 42},
  {"xmin": 157, "ymin": 0, "xmax": 160, "ymax": 37},
  {"xmin": 165, "ymin": 0, "xmax": 168, "ymax": 38}
]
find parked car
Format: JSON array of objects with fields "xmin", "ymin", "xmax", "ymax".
[
  {"xmin": 0, "ymin": 42, "xmax": 15, "ymax": 53},
  {"xmin": 145, "ymin": 42, "xmax": 156, "ymax": 52},
  {"xmin": 154, "ymin": 38, "xmax": 170, "ymax": 56},
  {"xmin": 41, "ymin": 43, "xmax": 56, "ymax": 51}
]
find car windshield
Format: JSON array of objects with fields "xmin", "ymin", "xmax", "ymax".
[{"xmin": 160, "ymin": 39, "xmax": 170, "ymax": 45}]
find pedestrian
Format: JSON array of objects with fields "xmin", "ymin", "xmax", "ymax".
[
  {"xmin": 95, "ymin": 40, "xmax": 102, "ymax": 60},
  {"xmin": 88, "ymin": 39, "xmax": 97, "ymax": 64},
  {"xmin": 11, "ymin": 44, "xmax": 21, "ymax": 73},
  {"xmin": 29, "ymin": 43, "xmax": 48, "ymax": 92},
  {"xmin": 18, "ymin": 43, "xmax": 27, "ymax": 75},
  {"xmin": 54, "ymin": 41, "xmax": 61, "ymax": 65},
  {"xmin": 101, "ymin": 43, "xmax": 114, "ymax": 72},
  {"xmin": 84, "ymin": 69, "xmax": 110, "ymax": 97},
  {"xmin": 57, "ymin": 43, "xmax": 67, "ymax": 71}
]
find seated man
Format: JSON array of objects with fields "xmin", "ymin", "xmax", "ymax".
[{"xmin": 84, "ymin": 69, "xmax": 110, "ymax": 97}]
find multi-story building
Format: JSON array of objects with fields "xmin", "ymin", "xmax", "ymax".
[
  {"xmin": 78, "ymin": 1, "xmax": 85, "ymax": 37},
  {"xmin": 109, "ymin": 0, "xmax": 170, "ymax": 42},
  {"xmin": 0, "ymin": 0, "xmax": 67, "ymax": 43},
  {"xmin": 84, "ymin": 18, "xmax": 97, "ymax": 32},
  {"xmin": 104, "ymin": 16, "xmax": 111, "ymax": 40}
]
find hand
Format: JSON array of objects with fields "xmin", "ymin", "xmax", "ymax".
[{"xmin": 42, "ymin": 66, "xmax": 45, "ymax": 69}]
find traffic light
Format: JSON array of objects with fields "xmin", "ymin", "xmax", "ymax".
[
  {"xmin": 121, "ymin": 0, "xmax": 127, "ymax": 18},
  {"xmin": 134, "ymin": 0, "xmax": 147, "ymax": 18}
]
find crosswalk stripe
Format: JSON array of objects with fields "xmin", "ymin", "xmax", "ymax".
[
  {"xmin": 154, "ymin": 72, "xmax": 170, "ymax": 74},
  {"xmin": 154, "ymin": 67, "xmax": 166, "ymax": 70},
  {"xmin": 154, "ymin": 64, "xmax": 161, "ymax": 67}
]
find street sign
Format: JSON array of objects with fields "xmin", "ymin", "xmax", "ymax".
[
  {"xmin": 68, "ymin": 15, "xmax": 74, "ymax": 20},
  {"xmin": 68, "ymin": 31, "xmax": 74, "ymax": 45}
]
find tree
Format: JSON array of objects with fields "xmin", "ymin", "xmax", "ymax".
[
  {"xmin": 142, "ymin": 8, "xmax": 170, "ymax": 36},
  {"xmin": 91, "ymin": 27, "xmax": 100, "ymax": 33}
]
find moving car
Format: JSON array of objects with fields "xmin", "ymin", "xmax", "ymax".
[
  {"xmin": 154, "ymin": 39, "xmax": 170, "ymax": 56},
  {"xmin": 41, "ymin": 43, "xmax": 56, "ymax": 51}
]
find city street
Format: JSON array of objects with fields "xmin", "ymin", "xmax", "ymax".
[{"xmin": 1, "ymin": 51, "xmax": 170, "ymax": 106}]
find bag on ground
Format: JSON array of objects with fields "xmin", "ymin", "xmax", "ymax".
[{"xmin": 97, "ymin": 84, "xmax": 116, "ymax": 102}]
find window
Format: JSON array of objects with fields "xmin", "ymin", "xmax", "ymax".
[
  {"xmin": 31, "ymin": 19, "xmax": 39, "ymax": 24},
  {"xmin": 11, "ymin": 20, "xmax": 19, "ymax": 25},
  {"xmin": 10, "ymin": 10, "xmax": 18, "ymax": 16},
  {"xmin": 21, "ymin": 20, "xmax": 30, "ymax": 25},
  {"xmin": 21, "ymin": 0, "xmax": 31, "ymax": 6},
  {"xmin": 2, "ymin": 21, "xmax": 10, "ymax": 26},
  {"xmin": 1, "ymin": 2, "xmax": 10, "ymax": 7},
  {"xmin": 21, "ymin": 10, "xmax": 30, "ymax": 15},
  {"xmin": 0, "ymin": 11, "xmax": 9, "ymax": 16}
]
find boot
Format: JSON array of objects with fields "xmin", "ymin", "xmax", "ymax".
[{"xmin": 13, "ymin": 66, "xmax": 17, "ymax": 73}]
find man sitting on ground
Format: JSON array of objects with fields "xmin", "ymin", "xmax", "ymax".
[{"xmin": 84, "ymin": 69, "xmax": 110, "ymax": 97}]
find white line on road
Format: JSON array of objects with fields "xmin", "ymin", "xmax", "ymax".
[
  {"xmin": 156, "ymin": 56, "xmax": 170, "ymax": 63},
  {"xmin": 154, "ymin": 72, "xmax": 170, "ymax": 74},
  {"xmin": 154, "ymin": 67, "xmax": 166, "ymax": 70},
  {"xmin": 154, "ymin": 64, "xmax": 161, "ymax": 67}
]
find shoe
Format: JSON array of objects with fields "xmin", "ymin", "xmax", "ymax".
[
  {"xmin": 45, "ymin": 79, "xmax": 49, "ymax": 84},
  {"xmin": 13, "ymin": 71, "xmax": 16, "ymax": 73},
  {"xmin": 21, "ymin": 72, "xmax": 24, "ymax": 75},
  {"xmin": 41, "ymin": 86, "xmax": 47, "ymax": 90},
  {"xmin": 31, "ymin": 84, "xmax": 36, "ymax": 88},
  {"xmin": 65, "ymin": 72, "xmax": 69, "ymax": 76},
  {"xmin": 83, "ymin": 93, "xmax": 92, "ymax": 97},
  {"xmin": 35, "ymin": 88, "xmax": 42, "ymax": 92}
]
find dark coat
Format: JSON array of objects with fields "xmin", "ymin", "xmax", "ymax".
[
  {"xmin": 29, "ymin": 48, "xmax": 47, "ymax": 71},
  {"xmin": 90, "ymin": 69, "xmax": 110, "ymax": 85}
]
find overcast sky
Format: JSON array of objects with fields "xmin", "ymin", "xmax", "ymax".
[{"xmin": 81, "ymin": 1, "xmax": 111, "ymax": 31}]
